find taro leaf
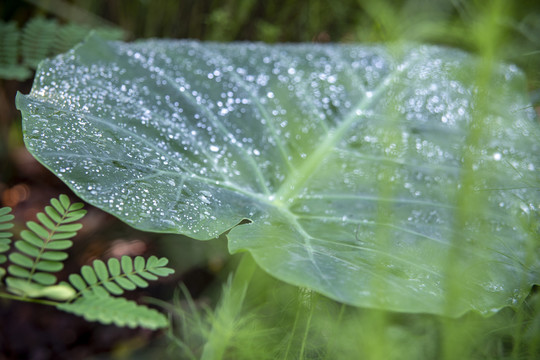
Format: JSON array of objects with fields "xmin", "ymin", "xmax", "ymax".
[{"xmin": 16, "ymin": 34, "xmax": 540, "ymax": 316}]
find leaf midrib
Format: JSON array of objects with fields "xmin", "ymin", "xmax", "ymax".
[{"xmin": 273, "ymin": 69, "xmax": 398, "ymax": 205}]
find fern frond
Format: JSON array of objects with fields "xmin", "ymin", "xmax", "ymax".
[
  {"xmin": 53, "ymin": 23, "xmax": 91, "ymax": 54},
  {"xmin": 0, "ymin": 207, "xmax": 14, "ymax": 262},
  {"xmin": 0, "ymin": 19, "xmax": 125, "ymax": 80},
  {"xmin": 0, "ymin": 207, "xmax": 14, "ymax": 280},
  {"xmin": 20, "ymin": 17, "xmax": 59, "ymax": 69},
  {"xmin": 57, "ymin": 293, "xmax": 169, "ymax": 329},
  {"xmin": 68, "ymin": 255, "xmax": 174, "ymax": 297},
  {"xmin": 0, "ymin": 197, "xmax": 172, "ymax": 329},
  {"xmin": 0, "ymin": 22, "xmax": 31, "ymax": 80},
  {"xmin": 6, "ymin": 194, "xmax": 86, "ymax": 290}
]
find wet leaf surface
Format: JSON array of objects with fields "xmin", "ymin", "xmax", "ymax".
[{"xmin": 17, "ymin": 35, "xmax": 540, "ymax": 316}]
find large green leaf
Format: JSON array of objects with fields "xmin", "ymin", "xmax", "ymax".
[{"xmin": 16, "ymin": 34, "xmax": 540, "ymax": 316}]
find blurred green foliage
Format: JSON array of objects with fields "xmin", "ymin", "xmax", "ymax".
[
  {"xmin": 1, "ymin": 0, "xmax": 539, "ymax": 359},
  {"xmin": 2, "ymin": 0, "xmax": 539, "ymax": 86}
]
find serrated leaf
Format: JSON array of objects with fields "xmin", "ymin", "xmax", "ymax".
[{"xmin": 16, "ymin": 35, "xmax": 540, "ymax": 316}]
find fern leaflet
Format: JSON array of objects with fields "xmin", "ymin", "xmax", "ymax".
[
  {"xmin": 0, "ymin": 207, "xmax": 14, "ymax": 280},
  {"xmin": 21, "ymin": 17, "xmax": 59, "ymax": 69},
  {"xmin": 6, "ymin": 194, "xmax": 85, "ymax": 295},
  {"xmin": 0, "ymin": 195, "xmax": 173, "ymax": 329},
  {"xmin": 67, "ymin": 255, "xmax": 174, "ymax": 298},
  {"xmin": 0, "ymin": 22, "xmax": 31, "ymax": 80},
  {"xmin": 58, "ymin": 293, "xmax": 169, "ymax": 329},
  {"xmin": 0, "ymin": 19, "xmax": 124, "ymax": 80}
]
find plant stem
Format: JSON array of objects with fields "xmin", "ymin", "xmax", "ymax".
[
  {"xmin": 0, "ymin": 291, "xmax": 60, "ymax": 306},
  {"xmin": 284, "ymin": 299, "xmax": 302, "ymax": 360},
  {"xmin": 298, "ymin": 292, "xmax": 316, "ymax": 360},
  {"xmin": 200, "ymin": 252, "xmax": 257, "ymax": 360}
]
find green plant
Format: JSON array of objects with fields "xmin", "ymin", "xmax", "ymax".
[
  {"xmin": 16, "ymin": 34, "xmax": 540, "ymax": 317},
  {"xmin": 0, "ymin": 194, "xmax": 174, "ymax": 330},
  {"xmin": 0, "ymin": 17, "xmax": 123, "ymax": 80},
  {"xmin": 11, "ymin": 1, "xmax": 540, "ymax": 358},
  {"xmin": 164, "ymin": 255, "xmax": 540, "ymax": 360}
]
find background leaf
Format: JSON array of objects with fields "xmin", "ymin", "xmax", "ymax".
[{"xmin": 17, "ymin": 34, "xmax": 540, "ymax": 316}]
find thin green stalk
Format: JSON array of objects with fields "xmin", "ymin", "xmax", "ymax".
[
  {"xmin": 323, "ymin": 304, "xmax": 346, "ymax": 360},
  {"xmin": 0, "ymin": 291, "xmax": 60, "ymax": 306},
  {"xmin": 200, "ymin": 253, "xmax": 257, "ymax": 360},
  {"xmin": 284, "ymin": 299, "xmax": 302, "ymax": 360},
  {"xmin": 298, "ymin": 293, "xmax": 316, "ymax": 359}
]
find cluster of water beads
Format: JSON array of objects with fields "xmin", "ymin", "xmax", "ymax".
[{"xmin": 18, "ymin": 35, "xmax": 540, "ymax": 315}]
